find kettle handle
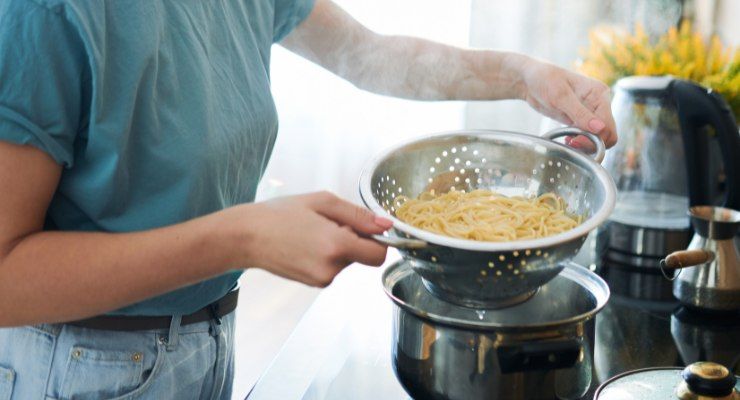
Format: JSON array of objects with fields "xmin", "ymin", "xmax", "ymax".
[
  {"xmin": 661, "ymin": 249, "xmax": 716, "ymax": 269},
  {"xmin": 669, "ymin": 80, "xmax": 740, "ymax": 210}
]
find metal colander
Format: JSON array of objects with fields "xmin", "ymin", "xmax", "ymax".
[{"xmin": 359, "ymin": 128, "xmax": 616, "ymax": 309}]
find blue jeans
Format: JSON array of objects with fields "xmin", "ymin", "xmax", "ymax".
[{"xmin": 0, "ymin": 312, "xmax": 235, "ymax": 400}]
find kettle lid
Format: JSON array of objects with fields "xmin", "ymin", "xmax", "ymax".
[{"xmin": 616, "ymin": 75, "xmax": 674, "ymax": 95}]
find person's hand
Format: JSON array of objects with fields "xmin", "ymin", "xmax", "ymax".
[
  {"xmin": 518, "ymin": 58, "xmax": 618, "ymax": 149},
  {"xmin": 230, "ymin": 191, "xmax": 392, "ymax": 287}
]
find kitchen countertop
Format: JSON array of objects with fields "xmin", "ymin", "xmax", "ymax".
[
  {"xmin": 245, "ymin": 252, "xmax": 740, "ymax": 400},
  {"xmin": 245, "ymin": 255, "xmax": 405, "ymax": 400}
]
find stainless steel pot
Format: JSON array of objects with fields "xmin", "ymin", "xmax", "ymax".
[
  {"xmin": 601, "ymin": 220, "xmax": 691, "ymax": 268},
  {"xmin": 362, "ymin": 128, "xmax": 616, "ymax": 309},
  {"xmin": 382, "ymin": 259, "xmax": 610, "ymax": 400}
]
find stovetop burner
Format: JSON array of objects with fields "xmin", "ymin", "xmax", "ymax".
[{"xmin": 600, "ymin": 261, "xmax": 676, "ymax": 301}]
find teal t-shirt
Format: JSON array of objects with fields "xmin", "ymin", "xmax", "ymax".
[{"xmin": 0, "ymin": 0, "xmax": 315, "ymax": 315}]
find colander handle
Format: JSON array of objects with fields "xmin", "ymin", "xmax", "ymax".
[
  {"xmin": 371, "ymin": 234, "xmax": 428, "ymax": 250},
  {"xmin": 542, "ymin": 127, "xmax": 606, "ymax": 163}
]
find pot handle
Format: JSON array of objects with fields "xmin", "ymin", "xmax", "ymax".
[
  {"xmin": 371, "ymin": 234, "xmax": 428, "ymax": 250},
  {"xmin": 661, "ymin": 249, "xmax": 716, "ymax": 269},
  {"xmin": 497, "ymin": 339, "xmax": 582, "ymax": 374},
  {"xmin": 555, "ymin": 340, "xmax": 593, "ymax": 400},
  {"xmin": 542, "ymin": 127, "xmax": 606, "ymax": 163}
]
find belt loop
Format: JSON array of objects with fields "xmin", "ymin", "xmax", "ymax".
[
  {"xmin": 166, "ymin": 315, "xmax": 182, "ymax": 352},
  {"xmin": 33, "ymin": 323, "xmax": 63, "ymax": 337},
  {"xmin": 208, "ymin": 303, "xmax": 222, "ymax": 325},
  {"xmin": 208, "ymin": 314, "xmax": 222, "ymax": 338}
]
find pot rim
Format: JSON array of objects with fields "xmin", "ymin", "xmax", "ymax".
[
  {"xmin": 382, "ymin": 260, "xmax": 610, "ymax": 331},
  {"xmin": 359, "ymin": 129, "xmax": 617, "ymax": 252}
]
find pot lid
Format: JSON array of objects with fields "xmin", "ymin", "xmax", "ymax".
[
  {"xmin": 381, "ymin": 259, "xmax": 609, "ymax": 330},
  {"xmin": 594, "ymin": 363, "xmax": 740, "ymax": 400}
]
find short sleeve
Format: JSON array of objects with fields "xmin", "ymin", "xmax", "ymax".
[
  {"xmin": 0, "ymin": 1, "xmax": 90, "ymax": 168},
  {"xmin": 272, "ymin": 0, "xmax": 316, "ymax": 43}
]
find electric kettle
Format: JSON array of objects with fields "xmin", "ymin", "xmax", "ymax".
[{"xmin": 599, "ymin": 76, "xmax": 740, "ymax": 268}]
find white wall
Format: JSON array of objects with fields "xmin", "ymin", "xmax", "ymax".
[
  {"xmin": 708, "ymin": 0, "xmax": 740, "ymax": 45},
  {"xmin": 258, "ymin": 0, "xmax": 471, "ymax": 202}
]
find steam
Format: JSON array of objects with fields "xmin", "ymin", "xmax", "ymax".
[
  {"xmin": 280, "ymin": 0, "xmax": 684, "ymax": 102},
  {"xmin": 280, "ymin": 1, "xmax": 505, "ymax": 101}
]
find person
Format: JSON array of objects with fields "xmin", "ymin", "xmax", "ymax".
[{"xmin": 0, "ymin": 0, "xmax": 617, "ymax": 398}]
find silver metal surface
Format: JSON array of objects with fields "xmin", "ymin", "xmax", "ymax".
[
  {"xmin": 691, "ymin": 206, "xmax": 740, "ymax": 240},
  {"xmin": 361, "ymin": 128, "xmax": 616, "ymax": 308},
  {"xmin": 371, "ymin": 234, "xmax": 427, "ymax": 249},
  {"xmin": 382, "ymin": 259, "xmax": 610, "ymax": 332},
  {"xmin": 542, "ymin": 128, "xmax": 606, "ymax": 163},
  {"xmin": 673, "ymin": 207, "xmax": 740, "ymax": 310},
  {"xmin": 594, "ymin": 366, "xmax": 740, "ymax": 400},
  {"xmin": 594, "ymin": 368, "xmax": 684, "ymax": 400},
  {"xmin": 605, "ymin": 221, "xmax": 691, "ymax": 262},
  {"xmin": 383, "ymin": 259, "xmax": 609, "ymax": 400}
]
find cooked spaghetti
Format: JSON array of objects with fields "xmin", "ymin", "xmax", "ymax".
[{"xmin": 394, "ymin": 189, "xmax": 581, "ymax": 241}]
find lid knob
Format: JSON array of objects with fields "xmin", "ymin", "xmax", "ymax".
[{"xmin": 676, "ymin": 362, "xmax": 737, "ymax": 399}]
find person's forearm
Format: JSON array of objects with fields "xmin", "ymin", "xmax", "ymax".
[
  {"xmin": 284, "ymin": 0, "xmax": 618, "ymax": 144},
  {"xmin": 0, "ymin": 208, "xmax": 246, "ymax": 327},
  {"xmin": 282, "ymin": 0, "xmax": 532, "ymax": 101},
  {"xmin": 340, "ymin": 34, "xmax": 531, "ymax": 101}
]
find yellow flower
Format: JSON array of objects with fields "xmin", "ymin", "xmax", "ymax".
[{"xmin": 577, "ymin": 21, "xmax": 739, "ymax": 119}]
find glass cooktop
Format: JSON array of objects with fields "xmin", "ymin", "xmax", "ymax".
[{"xmin": 245, "ymin": 253, "xmax": 740, "ymax": 400}]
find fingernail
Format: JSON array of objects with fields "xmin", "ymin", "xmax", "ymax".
[
  {"xmin": 588, "ymin": 119, "xmax": 606, "ymax": 132},
  {"xmin": 374, "ymin": 216, "xmax": 393, "ymax": 229}
]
